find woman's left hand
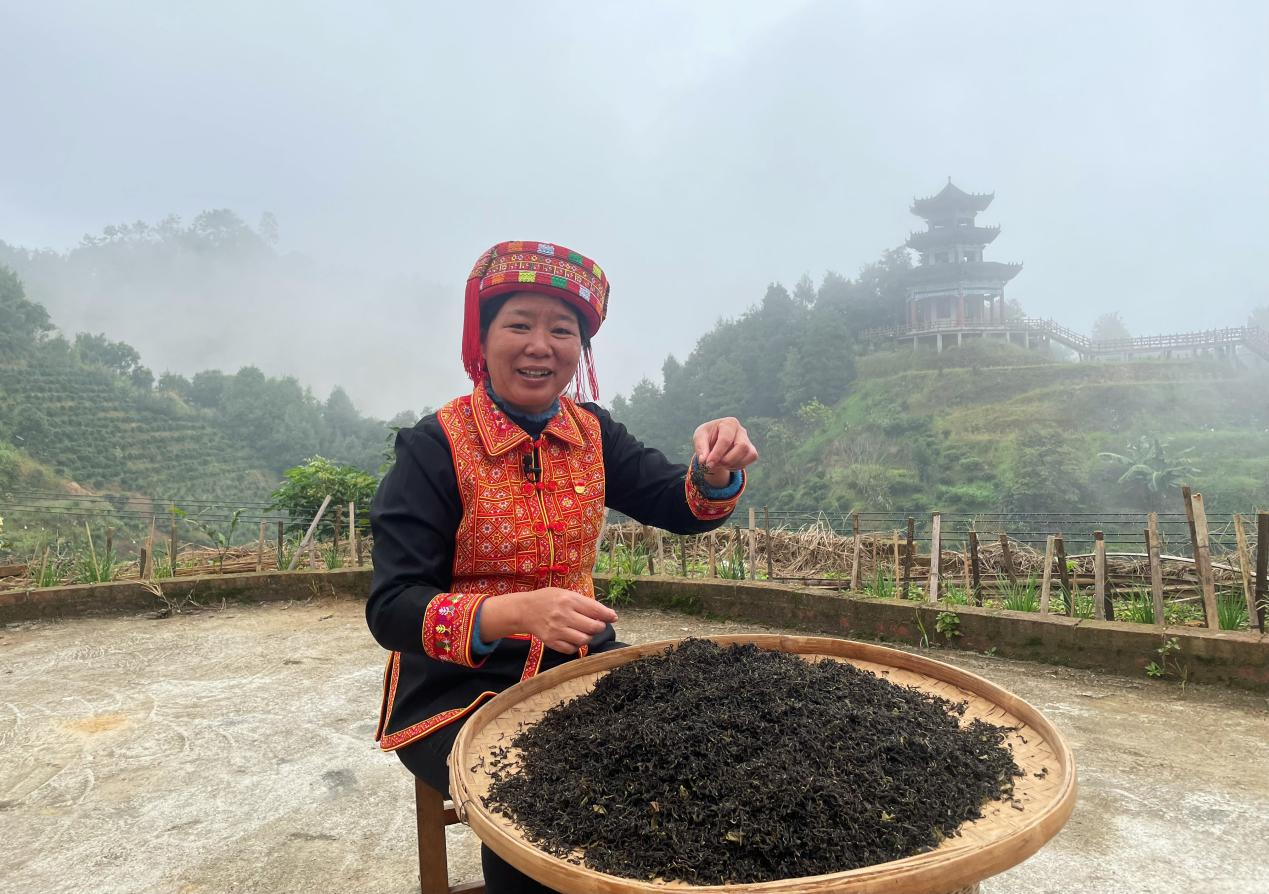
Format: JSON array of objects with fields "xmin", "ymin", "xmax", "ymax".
[{"xmin": 692, "ymin": 417, "xmax": 759, "ymax": 488}]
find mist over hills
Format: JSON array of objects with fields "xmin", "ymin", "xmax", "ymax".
[{"xmin": 3, "ymin": 213, "xmax": 1267, "ymax": 524}]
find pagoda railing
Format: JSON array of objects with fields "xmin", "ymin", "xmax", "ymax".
[{"xmin": 862, "ymin": 319, "xmax": 1269, "ymax": 359}]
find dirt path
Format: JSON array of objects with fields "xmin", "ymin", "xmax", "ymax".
[{"xmin": 1, "ymin": 599, "xmax": 1265, "ymax": 893}]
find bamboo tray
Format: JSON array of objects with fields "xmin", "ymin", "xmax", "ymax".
[{"xmin": 450, "ymin": 635, "xmax": 1077, "ymax": 894}]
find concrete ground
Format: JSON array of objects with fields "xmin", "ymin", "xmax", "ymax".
[{"xmin": 1, "ymin": 599, "xmax": 1266, "ymax": 894}]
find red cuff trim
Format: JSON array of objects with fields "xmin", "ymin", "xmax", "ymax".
[
  {"xmin": 685, "ymin": 468, "xmax": 746, "ymax": 521},
  {"xmin": 423, "ymin": 592, "xmax": 492, "ymax": 668}
]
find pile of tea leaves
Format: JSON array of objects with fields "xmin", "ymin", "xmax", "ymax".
[{"xmin": 485, "ymin": 639, "xmax": 1023, "ymax": 884}]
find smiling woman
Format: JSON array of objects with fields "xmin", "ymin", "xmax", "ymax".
[
  {"xmin": 480, "ymin": 294, "xmax": 585, "ymax": 415},
  {"xmin": 366, "ymin": 240, "xmax": 759, "ymax": 893}
]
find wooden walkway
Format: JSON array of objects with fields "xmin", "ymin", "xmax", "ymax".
[
  {"xmin": 864, "ymin": 319, "xmax": 1269, "ymax": 361},
  {"xmin": 1024, "ymin": 319, "xmax": 1269, "ymax": 360}
]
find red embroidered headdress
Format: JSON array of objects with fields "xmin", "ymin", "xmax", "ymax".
[{"xmin": 462, "ymin": 241, "xmax": 610, "ymax": 402}]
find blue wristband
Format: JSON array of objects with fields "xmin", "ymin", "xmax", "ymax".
[
  {"xmin": 470, "ymin": 603, "xmax": 499, "ymax": 656},
  {"xmin": 691, "ymin": 457, "xmax": 744, "ymax": 500}
]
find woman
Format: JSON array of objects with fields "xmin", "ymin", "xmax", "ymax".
[{"xmin": 367, "ymin": 241, "xmax": 758, "ymax": 893}]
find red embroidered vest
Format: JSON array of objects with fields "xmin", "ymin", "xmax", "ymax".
[
  {"xmin": 375, "ymin": 387, "xmax": 606, "ymax": 751},
  {"xmin": 430, "ymin": 386, "xmax": 606, "ymax": 669}
]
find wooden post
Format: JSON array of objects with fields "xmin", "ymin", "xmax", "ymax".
[
  {"xmin": 1190, "ymin": 492, "xmax": 1219, "ymax": 629},
  {"xmin": 609, "ymin": 523, "xmax": 618, "ymax": 567},
  {"xmin": 288, "ymin": 495, "xmax": 332, "ymax": 571},
  {"xmin": 642, "ymin": 525, "xmax": 655, "ymax": 575},
  {"xmin": 998, "ymin": 533, "xmax": 1018, "ymax": 584},
  {"xmin": 256, "ymin": 521, "xmax": 266, "ymax": 572},
  {"xmin": 1181, "ymin": 485, "xmax": 1199, "ymax": 558},
  {"xmin": 926, "ymin": 512, "xmax": 941, "ymax": 602},
  {"xmin": 1055, "ymin": 534, "xmax": 1073, "ymax": 615},
  {"xmin": 764, "ymin": 506, "xmax": 773, "ymax": 581},
  {"xmin": 143, "ymin": 516, "xmax": 156, "ymax": 578},
  {"xmin": 332, "ymin": 505, "xmax": 343, "ymax": 554},
  {"xmin": 1255, "ymin": 512, "xmax": 1268, "ymax": 633},
  {"xmin": 901, "ymin": 517, "xmax": 914, "ymax": 598},
  {"xmin": 105, "ymin": 527, "xmax": 114, "ymax": 559},
  {"xmin": 849, "ymin": 512, "xmax": 862, "ymax": 591},
  {"xmin": 170, "ymin": 514, "xmax": 179, "ymax": 575},
  {"xmin": 680, "ymin": 535, "xmax": 688, "ymax": 577},
  {"xmin": 138, "ymin": 546, "xmax": 148, "ymax": 580},
  {"xmin": 968, "ymin": 530, "xmax": 982, "ymax": 606},
  {"xmin": 656, "ymin": 528, "xmax": 666, "ymax": 575},
  {"xmin": 350, "ymin": 502, "xmax": 361, "ymax": 567},
  {"xmin": 1233, "ymin": 514, "xmax": 1256, "ymax": 629},
  {"xmin": 1093, "ymin": 531, "xmax": 1109, "ymax": 620},
  {"xmin": 276, "ymin": 521, "xmax": 285, "ymax": 570},
  {"xmin": 1146, "ymin": 513, "xmax": 1165, "ymax": 626},
  {"xmin": 708, "ymin": 531, "xmax": 717, "ymax": 578},
  {"xmin": 1039, "ymin": 535, "xmax": 1055, "ymax": 614},
  {"xmin": 747, "ymin": 507, "xmax": 757, "ymax": 581}
]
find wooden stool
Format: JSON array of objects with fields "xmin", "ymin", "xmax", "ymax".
[{"xmin": 415, "ymin": 778, "xmax": 484, "ymax": 894}]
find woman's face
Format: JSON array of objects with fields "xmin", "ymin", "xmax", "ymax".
[{"xmin": 482, "ymin": 293, "xmax": 582, "ymax": 414}]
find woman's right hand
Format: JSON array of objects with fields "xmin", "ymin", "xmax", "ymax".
[{"xmin": 479, "ymin": 587, "xmax": 618, "ymax": 654}]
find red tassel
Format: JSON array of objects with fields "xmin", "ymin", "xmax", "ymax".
[
  {"xmin": 574, "ymin": 344, "xmax": 600, "ymax": 404},
  {"xmin": 461, "ymin": 274, "xmax": 484, "ymax": 383}
]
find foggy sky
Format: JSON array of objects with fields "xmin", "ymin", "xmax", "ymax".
[{"xmin": 3, "ymin": 1, "xmax": 1267, "ymax": 419}]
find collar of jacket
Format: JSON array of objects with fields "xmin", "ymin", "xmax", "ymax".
[{"xmin": 469, "ymin": 384, "xmax": 586, "ymax": 456}]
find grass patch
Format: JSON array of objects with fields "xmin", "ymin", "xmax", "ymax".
[
  {"xmin": 1216, "ymin": 591, "xmax": 1249, "ymax": 631},
  {"xmin": 862, "ymin": 567, "xmax": 897, "ymax": 599},
  {"xmin": 72, "ymin": 523, "xmax": 119, "ymax": 584},
  {"xmin": 1115, "ymin": 588, "xmax": 1157, "ymax": 625},
  {"xmin": 999, "ymin": 578, "xmax": 1040, "ymax": 613}
]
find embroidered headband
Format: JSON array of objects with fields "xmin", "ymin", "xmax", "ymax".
[{"xmin": 462, "ymin": 241, "xmax": 610, "ymax": 401}]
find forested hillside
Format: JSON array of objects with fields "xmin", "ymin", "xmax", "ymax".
[
  {"xmin": 0, "ymin": 260, "xmax": 395, "ymax": 502},
  {"xmin": 612, "ymin": 254, "xmax": 1269, "ymax": 516}
]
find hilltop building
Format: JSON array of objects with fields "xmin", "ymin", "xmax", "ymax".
[
  {"xmin": 863, "ymin": 180, "xmax": 1268, "ymax": 361},
  {"xmin": 897, "ymin": 179, "xmax": 1040, "ymax": 351}
]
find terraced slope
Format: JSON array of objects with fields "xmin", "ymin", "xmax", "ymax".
[{"xmin": 0, "ymin": 351, "xmax": 271, "ymax": 501}]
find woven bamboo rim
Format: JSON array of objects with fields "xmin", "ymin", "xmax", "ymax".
[{"xmin": 450, "ymin": 635, "xmax": 1077, "ymax": 894}]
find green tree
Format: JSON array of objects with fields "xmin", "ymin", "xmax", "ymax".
[
  {"xmin": 780, "ymin": 297, "xmax": 855, "ymax": 411},
  {"xmin": 1004, "ymin": 430, "xmax": 1089, "ymax": 514},
  {"xmin": 189, "ymin": 369, "xmax": 229, "ymax": 409},
  {"xmin": 74, "ymin": 332, "xmax": 143, "ymax": 376},
  {"xmin": 158, "ymin": 372, "xmax": 192, "ymax": 399},
  {"xmin": 269, "ymin": 456, "xmax": 378, "ymax": 534},
  {"xmin": 0, "ymin": 265, "xmax": 53, "ymax": 347},
  {"xmin": 1091, "ymin": 312, "xmax": 1130, "ymax": 341},
  {"xmin": 1097, "ymin": 436, "xmax": 1198, "ymax": 510},
  {"xmin": 792, "ymin": 273, "xmax": 816, "ymax": 307}
]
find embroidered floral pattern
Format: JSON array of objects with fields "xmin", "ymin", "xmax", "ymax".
[{"xmin": 422, "ymin": 590, "xmax": 490, "ymax": 668}]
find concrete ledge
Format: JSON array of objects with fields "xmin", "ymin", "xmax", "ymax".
[
  {"xmin": 0, "ymin": 568, "xmax": 372, "ymax": 623},
  {"xmin": 604, "ymin": 574, "xmax": 1269, "ymax": 692},
  {"xmin": 6, "ymin": 569, "xmax": 1264, "ymax": 691}
]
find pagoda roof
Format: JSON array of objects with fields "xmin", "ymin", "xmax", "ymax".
[
  {"xmin": 906, "ymin": 225, "xmax": 1001, "ymax": 252},
  {"xmin": 911, "ymin": 180, "xmax": 995, "ymax": 217},
  {"xmin": 905, "ymin": 260, "xmax": 1022, "ymax": 287}
]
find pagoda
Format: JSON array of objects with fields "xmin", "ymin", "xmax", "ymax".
[{"xmin": 901, "ymin": 179, "xmax": 1024, "ymax": 348}]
